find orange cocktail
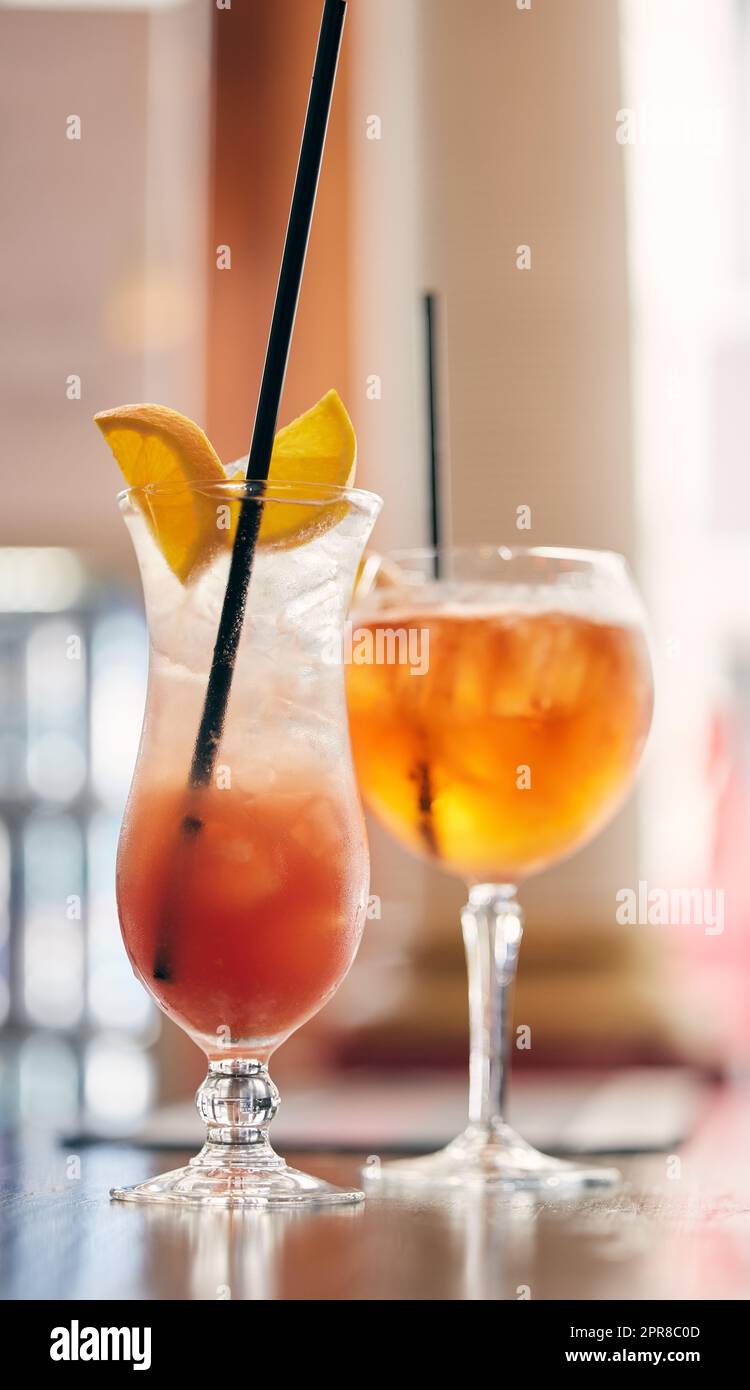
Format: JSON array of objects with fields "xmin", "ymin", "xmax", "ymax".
[
  {"xmin": 345, "ymin": 547, "xmax": 654, "ymax": 1193},
  {"xmin": 347, "ymin": 606, "xmax": 652, "ymax": 881}
]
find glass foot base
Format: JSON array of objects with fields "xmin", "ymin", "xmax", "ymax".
[
  {"xmin": 363, "ymin": 1123, "xmax": 620, "ymax": 1194},
  {"xmin": 111, "ymin": 1142, "xmax": 364, "ymax": 1209}
]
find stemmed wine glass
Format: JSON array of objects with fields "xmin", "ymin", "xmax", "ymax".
[{"xmin": 346, "ymin": 546, "xmax": 654, "ymax": 1190}]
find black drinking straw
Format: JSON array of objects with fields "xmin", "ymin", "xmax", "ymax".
[
  {"xmin": 403, "ymin": 296, "xmax": 445, "ymax": 860},
  {"xmin": 153, "ymin": 0, "xmax": 347, "ymax": 980},
  {"xmin": 190, "ymin": 0, "xmax": 347, "ymax": 789},
  {"xmin": 424, "ymin": 292, "xmax": 442, "ymax": 577}
]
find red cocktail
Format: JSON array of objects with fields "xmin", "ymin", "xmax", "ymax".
[
  {"xmin": 109, "ymin": 475, "xmax": 380, "ymax": 1206},
  {"xmin": 118, "ymin": 780, "xmax": 368, "ymax": 1055}
]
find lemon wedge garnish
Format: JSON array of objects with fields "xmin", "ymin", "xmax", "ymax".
[
  {"xmin": 94, "ymin": 404, "xmax": 229, "ymax": 583},
  {"xmin": 254, "ymin": 388, "xmax": 356, "ymax": 548},
  {"xmin": 95, "ymin": 390, "xmax": 356, "ymax": 582}
]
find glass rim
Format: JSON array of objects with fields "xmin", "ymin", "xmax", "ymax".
[
  {"xmin": 118, "ymin": 477, "xmax": 383, "ymax": 512},
  {"xmin": 384, "ymin": 544, "xmax": 628, "ymax": 569}
]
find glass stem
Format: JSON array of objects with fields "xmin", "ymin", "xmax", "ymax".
[
  {"xmin": 461, "ymin": 883, "xmax": 524, "ymax": 1132},
  {"xmin": 193, "ymin": 1058, "xmax": 283, "ymax": 1169}
]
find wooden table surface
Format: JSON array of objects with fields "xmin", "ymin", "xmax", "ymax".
[{"xmin": 2, "ymin": 1083, "xmax": 750, "ymax": 1301}]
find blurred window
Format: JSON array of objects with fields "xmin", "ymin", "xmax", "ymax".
[
  {"xmin": 0, "ymin": 548, "xmax": 155, "ymax": 1130},
  {"xmin": 623, "ymin": 0, "xmax": 750, "ymax": 879}
]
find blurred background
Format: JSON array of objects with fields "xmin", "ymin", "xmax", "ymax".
[{"xmin": 1, "ymin": 0, "xmax": 749, "ymax": 1143}]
